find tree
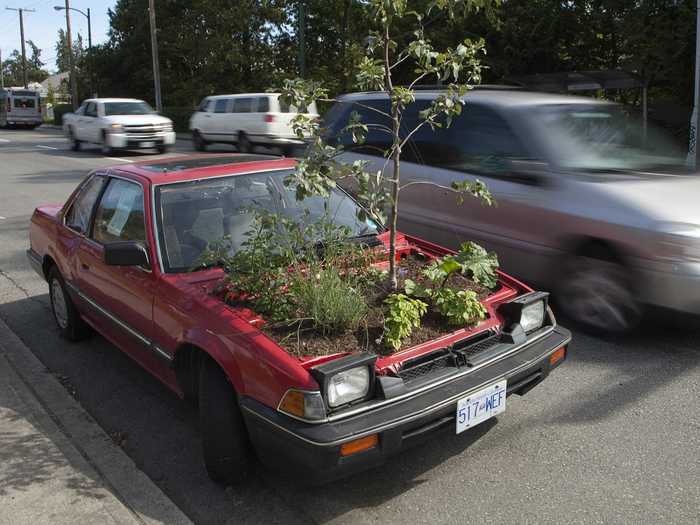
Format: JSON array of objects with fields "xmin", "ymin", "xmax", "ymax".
[
  {"xmin": 55, "ymin": 29, "xmax": 85, "ymax": 73},
  {"xmin": 281, "ymin": 0, "xmax": 496, "ymax": 290},
  {"xmin": 0, "ymin": 41, "xmax": 48, "ymax": 86}
]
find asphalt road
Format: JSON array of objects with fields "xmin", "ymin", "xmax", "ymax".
[{"xmin": 1, "ymin": 127, "xmax": 698, "ymax": 525}]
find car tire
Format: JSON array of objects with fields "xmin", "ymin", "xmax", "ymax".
[
  {"xmin": 199, "ymin": 356, "xmax": 251, "ymax": 485},
  {"xmin": 193, "ymin": 130, "xmax": 207, "ymax": 152},
  {"xmin": 157, "ymin": 145, "xmax": 170, "ymax": 154},
  {"xmin": 101, "ymin": 131, "xmax": 113, "ymax": 155},
  {"xmin": 48, "ymin": 266, "xmax": 91, "ymax": 341},
  {"xmin": 68, "ymin": 127, "xmax": 80, "ymax": 151},
  {"xmin": 556, "ymin": 251, "xmax": 641, "ymax": 334},
  {"xmin": 237, "ymin": 132, "xmax": 251, "ymax": 154}
]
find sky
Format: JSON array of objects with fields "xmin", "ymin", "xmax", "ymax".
[{"xmin": 0, "ymin": 0, "xmax": 116, "ymax": 73}]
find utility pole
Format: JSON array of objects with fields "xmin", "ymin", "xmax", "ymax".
[
  {"xmin": 5, "ymin": 7, "xmax": 35, "ymax": 88},
  {"xmin": 148, "ymin": 0, "xmax": 162, "ymax": 113},
  {"xmin": 61, "ymin": 0, "xmax": 79, "ymax": 109},
  {"xmin": 688, "ymin": 0, "xmax": 700, "ymax": 169},
  {"xmin": 298, "ymin": 1, "xmax": 306, "ymax": 77},
  {"xmin": 0, "ymin": 49, "xmax": 4, "ymax": 89}
]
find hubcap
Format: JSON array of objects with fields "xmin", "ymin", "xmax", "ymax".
[{"xmin": 51, "ymin": 278, "xmax": 69, "ymax": 329}]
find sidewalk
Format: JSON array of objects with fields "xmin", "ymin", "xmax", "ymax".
[{"xmin": 0, "ymin": 317, "xmax": 192, "ymax": 525}]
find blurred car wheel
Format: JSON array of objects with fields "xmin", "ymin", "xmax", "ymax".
[{"xmin": 558, "ymin": 254, "xmax": 641, "ymax": 333}]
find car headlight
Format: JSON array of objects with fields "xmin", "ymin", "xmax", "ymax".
[
  {"xmin": 311, "ymin": 353, "xmax": 376, "ymax": 411},
  {"xmin": 327, "ymin": 367, "xmax": 370, "ymax": 407},
  {"xmin": 278, "ymin": 389, "xmax": 326, "ymax": 421},
  {"xmin": 655, "ymin": 222, "xmax": 700, "ymax": 262},
  {"xmin": 499, "ymin": 291, "xmax": 549, "ymax": 335},
  {"xmin": 108, "ymin": 123, "xmax": 123, "ymax": 133}
]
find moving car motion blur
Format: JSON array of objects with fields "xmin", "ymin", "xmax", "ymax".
[
  {"xmin": 325, "ymin": 89, "xmax": 692, "ymax": 332},
  {"xmin": 189, "ymin": 93, "xmax": 318, "ymax": 155},
  {"xmin": 62, "ymin": 98, "xmax": 175, "ymax": 154}
]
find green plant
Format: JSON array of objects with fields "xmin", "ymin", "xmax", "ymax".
[
  {"xmin": 383, "ymin": 294, "xmax": 428, "ymax": 350},
  {"xmin": 452, "ymin": 242, "xmax": 499, "ymax": 288},
  {"xmin": 52, "ymin": 103, "xmax": 73, "ymax": 125},
  {"xmin": 432, "ymin": 288, "xmax": 487, "ymax": 326},
  {"xmin": 291, "ymin": 267, "xmax": 368, "ymax": 336},
  {"xmin": 280, "ymin": 0, "xmax": 498, "ymax": 291}
]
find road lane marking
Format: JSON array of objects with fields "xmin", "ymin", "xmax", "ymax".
[
  {"xmin": 106, "ymin": 157, "xmax": 133, "ymax": 163},
  {"xmin": 0, "ymin": 139, "xmax": 9, "ymax": 143},
  {"xmin": 35, "ymin": 145, "xmax": 58, "ymax": 150},
  {"xmin": 0, "ymin": 216, "xmax": 5, "ymax": 220}
]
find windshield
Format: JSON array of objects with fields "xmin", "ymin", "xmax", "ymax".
[
  {"xmin": 104, "ymin": 101, "xmax": 154, "ymax": 116},
  {"xmin": 533, "ymin": 104, "xmax": 687, "ymax": 173},
  {"xmin": 155, "ymin": 169, "xmax": 380, "ymax": 272}
]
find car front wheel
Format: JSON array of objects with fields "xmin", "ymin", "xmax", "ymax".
[
  {"xmin": 557, "ymin": 255, "xmax": 641, "ymax": 333},
  {"xmin": 48, "ymin": 266, "xmax": 91, "ymax": 341},
  {"xmin": 101, "ymin": 131, "xmax": 113, "ymax": 155},
  {"xmin": 199, "ymin": 357, "xmax": 251, "ymax": 485},
  {"xmin": 237, "ymin": 131, "xmax": 251, "ymax": 153},
  {"xmin": 193, "ymin": 130, "xmax": 207, "ymax": 151},
  {"xmin": 68, "ymin": 127, "xmax": 80, "ymax": 151}
]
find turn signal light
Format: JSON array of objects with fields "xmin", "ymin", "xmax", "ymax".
[
  {"xmin": 264, "ymin": 114, "xmax": 276, "ymax": 123},
  {"xmin": 549, "ymin": 347, "xmax": 566, "ymax": 367},
  {"xmin": 340, "ymin": 434, "xmax": 378, "ymax": 457},
  {"xmin": 278, "ymin": 390, "xmax": 305, "ymax": 418}
]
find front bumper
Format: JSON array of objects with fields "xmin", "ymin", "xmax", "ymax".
[
  {"xmin": 626, "ymin": 256, "xmax": 700, "ymax": 314},
  {"xmin": 105, "ymin": 131, "xmax": 176, "ymax": 149},
  {"xmin": 241, "ymin": 325, "xmax": 571, "ymax": 484}
]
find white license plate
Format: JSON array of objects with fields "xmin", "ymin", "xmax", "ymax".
[
  {"xmin": 456, "ymin": 379, "xmax": 507, "ymax": 434},
  {"xmin": 141, "ymin": 141, "xmax": 155, "ymax": 148}
]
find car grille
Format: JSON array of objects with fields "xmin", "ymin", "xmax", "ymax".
[
  {"xmin": 397, "ymin": 330, "xmax": 501, "ymax": 384},
  {"xmin": 123, "ymin": 124, "xmax": 169, "ymax": 140}
]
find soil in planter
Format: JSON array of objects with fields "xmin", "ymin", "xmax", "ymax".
[{"xmin": 260, "ymin": 254, "xmax": 492, "ymax": 358}]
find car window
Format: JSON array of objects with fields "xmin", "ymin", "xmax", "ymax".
[
  {"xmin": 85, "ymin": 102, "xmax": 97, "ymax": 117},
  {"xmin": 65, "ymin": 176, "xmax": 105, "ymax": 234},
  {"xmin": 402, "ymin": 102, "xmax": 531, "ymax": 176},
  {"xmin": 104, "ymin": 101, "xmax": 154, "ymax": 116},
  {"xmin": 214, "ymin": 99, "xmax": 228, "ymax": 113},
  {"xmin": 257, "ymin": 97, "xmax": 270, "ymax": 113},
  {"xmin": 330, "ymin": 99, "xmax": 393, "ymax": 157},
  {"xmin": 232, "ymin": 98, "xmax": 253, "ymax": 113},
  {"xmin": 74, "ymin": 104, "xmax": 85, "ymax": 116},
  {"xmin": 197, "ymin": 98, "xmax": 210, "ymax": 112},
  {"xmin": 92, "ymin": 179, "xmax": 146, "ymax": 244}
]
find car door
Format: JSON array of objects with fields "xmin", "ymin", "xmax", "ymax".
[
  {"xmin": 231, "ymin": 97, "xmax": 253, "ymax": 141},
  {"xmin": 74, "ymin": 176, "xmax": 164, "ymax": 376},
  {"xmin": 79, "ymin": 101, "xmax": 99, "ymax": 142},
  {"xmin": 208, "ymin": 98, "xmax": 231, "ymax": 141},
  {"xmin": 399, "ymin": 102, "xmax": 557, "ymax": 285}
]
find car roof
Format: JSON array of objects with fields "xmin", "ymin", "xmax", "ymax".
[
  {"xmin": 85, "ymin": 98, "xmax": 148, "ymax": 104},
  {"xmin": 104, "ymin": 154, "xmax": 296, "ymax": 185},
  {"xmin": 338, "ymin": 89, "xmax": 615, "ymax": 108},
  {"xmin": 205, "ymin": 93, "xmax": 278, "ymax": 99}
]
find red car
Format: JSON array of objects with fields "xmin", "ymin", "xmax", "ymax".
[{"xmin": 27, "ymin": 155, "xmax": 571, "ymax": 484}]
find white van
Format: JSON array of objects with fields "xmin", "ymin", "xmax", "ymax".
[
  {"xmin": 0, "ymin": 88, "xmax": 42, "ymax": 128},
  {"xmin": 189, "ymin": 93, "xmax": 318, "ymax": 154}
]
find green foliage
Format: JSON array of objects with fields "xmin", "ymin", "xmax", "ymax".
[
  {"xmin": 452, "ymin": 242, "xmax": 499, "ymax": 288},
  {"xmin": 291, "ymin": 268, "xmax": 368, "ymax": 336},
  {"xmin": 198, "ymin": 210, "xmax": 376, "ymax": 327},
  {"xmin": 383, "ymin": 294, "xmax": 428, "ymax": 350},
  {"xmin": 432, "ymin": 288, "xmax": 487, "ymax": 326}
]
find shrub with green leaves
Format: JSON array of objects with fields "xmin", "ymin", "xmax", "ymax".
[
  {"xmin": 432, "ymin": 288, "xmax": 487, "ymax": 326},
  {"xmin": 383, "ymin": 294, "xmax": 429, "ymax": 350},
  {"xmin": 291, "ymin": 268, "xmax": 369, "ymax": 336},
  {"xmin": 453, "ymin": 241, "xmax": 499, "ymax": 288}
]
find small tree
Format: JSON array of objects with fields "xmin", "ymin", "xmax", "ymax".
[{"xmin": 280, "ymin": 0, "xmax": 497, "ymax": 290}]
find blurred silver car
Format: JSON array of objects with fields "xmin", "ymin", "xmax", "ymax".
[{"xmin": 326, "ymin": 89, "xmax": 695, "ymax": 332}]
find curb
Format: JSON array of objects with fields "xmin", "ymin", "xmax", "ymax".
[{"xmin": 0, "ymin": 316, "xmax": 192, "ymax": 525}]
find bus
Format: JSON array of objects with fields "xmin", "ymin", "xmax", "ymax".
[{"xmin": 0, "ymin": 87, "xmax": 42, "ymax": 128}]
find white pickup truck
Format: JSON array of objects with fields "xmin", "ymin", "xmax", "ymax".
[{"xmin": 62, "ymin": 98, "xmax": 176, "ymax": 154}]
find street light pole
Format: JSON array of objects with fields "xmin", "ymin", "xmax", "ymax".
[
  {"xmin": 688, "ymin": 0, "xmax": 700, "ymax": 169},
  {"xmin": 61, "ymin": 0, "xmax": 79, "ymax": 110},
  {"xmin": 148, "ymin": 0, "xmax": 163, "ymax": 113},
  {"xmin": 5, "ymin": 7, "xmax": 35, "ymax": 88},
  {"xmin": 54, "ymin": 5, "xmax": 93, "ymax": 96}
]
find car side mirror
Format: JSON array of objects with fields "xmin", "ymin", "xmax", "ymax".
[{"xmin": 104, "ymin": 241, "xmax": 150, "ymax": 267}]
